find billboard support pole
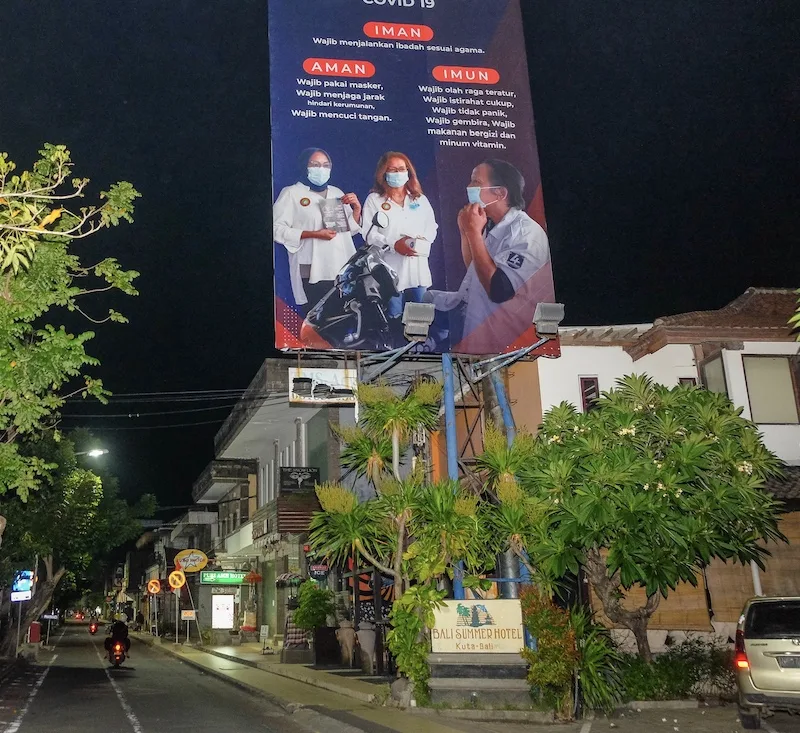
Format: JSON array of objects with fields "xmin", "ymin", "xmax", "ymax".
[
  {"xmin": 442, "ymin": 353, "xmax": 465, "ymax": 600},
  {"xmin": 16, "ymin": 600, "xmax": 22, "ymax": 653},
  {"xmin": 490, "ymin": 371, "xmax": 516, "ymax": 447}
]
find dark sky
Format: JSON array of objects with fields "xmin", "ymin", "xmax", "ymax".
[{"xmin": 2, "ymin": 0, "xmax": 797, "ymax": 506}]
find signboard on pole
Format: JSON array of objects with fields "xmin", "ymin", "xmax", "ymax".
[
  {"xmin": 11, "ymin": 570, "xmax": 34, "ymax": 602},
  {"xmin": 181, "ymin": 609, "xmax": 197, "ymax": 621},
  {"xmin": 168, "ymin": 570, "xmax": 186, "ymax": 590},
  {"xmin": 269, "ymin": 0, "xmax": 555, "ymax": 356}
]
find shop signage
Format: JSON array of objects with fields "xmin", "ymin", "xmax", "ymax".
[
  {"xmin": 280, "ymin": 467, "xmax": 320, "ymax": 493},
  {"xmin": 175, "ymin": 549, "xmax": 208, "ymax": 573},
  {"xmin": 200, "ymin": 571, "xmax": 248, "ymax": 585},
  {"xmin": 308, "ymin": 562, "xmax": 330, "ymax": 582},
  {"xmin": 431, "ymin": 600, "xmax": 524, "ymax": 654}
]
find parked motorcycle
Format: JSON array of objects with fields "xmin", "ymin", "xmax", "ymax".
[{"xmin": 300, "ymin": 211, "xmax": 399, "ymax": 351}]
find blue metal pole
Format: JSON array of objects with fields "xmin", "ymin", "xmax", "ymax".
[
  {"xmin": 490, "ymin": 370, "xmax": 516, "ymax": 447},
  {"xmin": 442, "ymin": 353, "xmax": 465, "ymax": 599}
]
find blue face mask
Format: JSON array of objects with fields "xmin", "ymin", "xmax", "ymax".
[
  {"xmin": 385, "ymin": 171, "xmax": 409, "ymax": 188},
  {"xmin": 307, "ymin": 167, "xmax": 331, "ymax": 186},
  {"xmin": 466, "ymin": 186, "xmax": 504, "ymax": 207},
  {"xmin": 466, "ymin": 187, "xmax": 485, "ymax": 206}
]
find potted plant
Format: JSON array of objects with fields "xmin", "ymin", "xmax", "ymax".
[{"xmin": 293, "ymin": 581, "xmax": 337, "ymax": 665}]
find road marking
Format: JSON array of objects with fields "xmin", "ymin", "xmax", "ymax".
[
  {"xmin": 3, "ymin": 656, "xmax": 57, "ymax": 733},
  {"xmin": 763, "ymin": 721, "xmax": 780, "ymax": 733},
  {"xmin": 93, "ymin": 644, "xmax": 144, "ymax": 733},
  {"xmin": 579, "ymin": 721, "xmax": 593, "ymax": 733}
]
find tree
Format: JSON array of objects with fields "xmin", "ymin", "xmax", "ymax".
[
  {"xmin": 478, "ymin": 375, "xmax": 784, "ymax": 661},
  {"xmin": 0, "ymin": 435, "xmax": 155, "ymax": 654},
  {"xmin": 0, "ymin": 144, "xmax": 139, "ymax": 521}
]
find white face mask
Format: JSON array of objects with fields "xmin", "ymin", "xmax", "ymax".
[
  {"xmin": 385, "ymin": 171, "xmax": 410, "ymax": 188},
  {"xmin": 307, "ymin": 167, "xmax": 331, "ymax": 186}
]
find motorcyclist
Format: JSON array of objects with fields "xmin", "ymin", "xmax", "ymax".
[{"xmin": 104, "ymin": 618, "xmax": 131, "ymax": 654}]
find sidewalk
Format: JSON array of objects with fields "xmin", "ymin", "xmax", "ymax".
[{"xmin": 133, "ymin": 633, "xmax": 563, "ymax": 733}]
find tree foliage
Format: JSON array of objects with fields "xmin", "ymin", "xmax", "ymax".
[
  {"xmin": 478, "ymin": 374, "xmax": 784, "ymax": 660},
  {"xmin": 0, "ymin": 144, "xmax": 139, "ymax": 501},
  {"xmin": 0, "ymin": 434, "xmax": 156, "ymax": 653}
]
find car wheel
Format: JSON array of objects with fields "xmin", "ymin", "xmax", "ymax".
[{"xmin": 739, "ymin": 709, "xmax": 761, "ymax": 730}]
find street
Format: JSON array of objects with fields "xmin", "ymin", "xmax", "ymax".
[
  {"xmin": 6, "ymin": 624, "xmax": 800, "ymax": 733},
  {"xmin": 0, "ymin": 624, "xmax": 308, "ymax": 733}
]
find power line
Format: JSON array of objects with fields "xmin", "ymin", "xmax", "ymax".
[
  {"xmin": 58, "ymin": 418, "xmax": 228, "ymax": 430},
  {"xmin": 64, "ymin": 393, "xmax": 288, "ymax": 418}
]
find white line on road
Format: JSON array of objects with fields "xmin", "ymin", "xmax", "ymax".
[
  {"xmin": 579, "ymin": 721, "xmax": 593, "ymax": 733},
  {"xmin": 2, "ymin": 655, "xmax": 57, "ymax": 733},
  {"xmin": 763, "ymin": 721, "xmax": 780, "ymax": 733},
  {"xmin": 92, "ymin": 644, "xmax": 144, "ymax": 733}
]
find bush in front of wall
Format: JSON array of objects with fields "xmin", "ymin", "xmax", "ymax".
[
  {"xmin": 619, "ymin": 637, "xmax": 736, "ymax": 701},
  {"xmin": 293, "ymin": 581, "xmax": 335, "ymax": 632}
]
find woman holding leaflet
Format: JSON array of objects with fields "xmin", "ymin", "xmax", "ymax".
[
  {"xmin": 273, "ymin": 148, "xmax": 362, "ymax": 312},
  {"xmin": 361, "ymin": 151, "xmax": 438, "ymax": 346}
]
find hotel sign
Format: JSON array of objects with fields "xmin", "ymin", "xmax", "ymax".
[{"xmin": 431, "ymin": 600, "xmax": 524, "ymax": 654}]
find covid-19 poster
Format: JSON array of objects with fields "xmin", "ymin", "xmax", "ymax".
[{"xmin": 269, "ymin": 0, "xmax": 556, "ymax": 356}]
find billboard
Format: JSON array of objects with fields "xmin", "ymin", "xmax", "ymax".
[
  {"xmin": 11, "ymin": 569, "xmax": 34, "ymax": 602},
  {"xmin": 269, "ymin": 0, "xmax": 555, "ymax": 356}
]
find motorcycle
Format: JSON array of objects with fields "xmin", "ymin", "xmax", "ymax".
[
  {"xmin": 89, "ymin": 622, "xmax": 98, "ymax": 635},
  {"xmin": 109, "ymin": 639, "xmax": 126, "ymax": 668},
  {"xmin": 300, "ymin": 211, "xmax": 400, "ymax": 351}
]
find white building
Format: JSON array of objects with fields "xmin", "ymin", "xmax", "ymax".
[{"xmin": 537, "ymin": 288, "xmax": 799, "ymax": 466}]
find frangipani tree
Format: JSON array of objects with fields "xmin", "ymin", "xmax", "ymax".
[{"xmin": 477, "ymin": 374, "xmax": 784, "ymax": 661}]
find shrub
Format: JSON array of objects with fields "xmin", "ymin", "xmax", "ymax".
[
  {"xmin": 293, "ymin": 581, "xmax": 335, "ymax": 631},
  {"xmin": 520, "ymin": 588, "xmax": 578, "ymax": 717},
  {"xmin": 619, "ymin": 637, "xmax": 735, "ymax": 701},
  {"xmin": 570, "ymin": 605, "xmax": 623, "ymax": 713}
]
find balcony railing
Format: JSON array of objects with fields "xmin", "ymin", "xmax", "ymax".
[{"xmin": 192, "ymin": 459, "xmax": 257, "ymax": 504}]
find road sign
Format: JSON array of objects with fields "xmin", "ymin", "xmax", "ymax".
[
  {"xmin": 200, "ymin": 571, "xmax": 247, "ymax": 585},
  {"xmin": 41, "ymin": 613, "xmax": 58, "ymax": 621},
  {"xmin": 147, "ymin": 579, "xmax": 162, "ymax": 595},
  {"xmin": 168, "ymin": 570, "xmax": 186, "ymax": 590},
  {"xmin": 181, "ymin": 609, "xmax": 196, "ymax": 621},
  {"xmin": 175, "ymin": 549, "xmax": 208, "ymax": 573}
]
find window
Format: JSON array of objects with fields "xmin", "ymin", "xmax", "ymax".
[
  {"xmin": 742, "ymin": 356, "xmax": 799, "ymax": 424},
  {"xmin": 679, "ymin": 377, "xmax": 697, "ymax": 387},
  {"xmin": 580, "ymin": 377, "xmax": 600, "ymax": 412},
  {"xmin": 700, "ymin": 356, "xmax": 728, "ymax": 396}
]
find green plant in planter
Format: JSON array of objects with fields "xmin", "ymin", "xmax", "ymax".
[
  {"xmin": 386, "ymin": 583, "xmax": 447, "ymax": 706},
  {"xmin": 293, "ymin": 581, "xmax": 335, "ymax": 632}
]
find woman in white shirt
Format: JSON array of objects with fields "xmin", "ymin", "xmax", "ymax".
[
  {"xmin": 361, "ymin": 151, "xmax": 438, "ymax": 344},
  {"xmin": 273, "ymin": 148, "xmax": 362, "ymax": 311}
]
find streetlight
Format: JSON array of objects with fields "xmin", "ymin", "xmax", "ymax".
[{"xmin": 76, "ymin": 449, "xmax": 108, "ymax": 458}]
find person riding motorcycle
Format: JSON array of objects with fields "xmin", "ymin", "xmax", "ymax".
[{"xmin": 104, "ymin": 619, "xmax": 131, "ymax": 654}]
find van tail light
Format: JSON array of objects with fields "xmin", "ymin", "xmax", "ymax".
[{"xmin": 735, "ymin": 629, "xmax": 749, "ymax": 670}]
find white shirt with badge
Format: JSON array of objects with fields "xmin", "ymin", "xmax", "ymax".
[
  {"xmin": 427, "ymin": 207, "xmax": 550, "ymax": 343},
  {"xmin": 273, "ymin": 182, "xmax": 360, "ymax": 305},
  {"xmin": 361, "ymin": 192, "xmax": 438, "ymax": 291}
]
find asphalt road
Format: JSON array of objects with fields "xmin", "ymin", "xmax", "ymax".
[{"xmin": 0, "ymin": 623, "xmax": 309, "ymax": 733}]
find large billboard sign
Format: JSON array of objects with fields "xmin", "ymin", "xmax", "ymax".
[{"xmin": 269, "ymin": 0, "xmax": 555, "ymax": 356}]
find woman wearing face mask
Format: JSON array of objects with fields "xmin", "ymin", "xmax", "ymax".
[
  {"xmin": 273, "ymin": 148, "xmax": 362, "ymax": 310},
  {"xmin": 361, "ymin": 151, "xmax": 438, "ymax": 344}
]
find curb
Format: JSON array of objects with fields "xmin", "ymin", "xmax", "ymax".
[
  {"xmin": 410, "ymin": 707, "xmax": 555, "ymax": 723},
  {"xmin": 624, "ymin": 700, "xmax": 700, "ymax": 711},
  {"xmin": 199, "ymin": 646, "xmax": 380, "ymax": 705}
]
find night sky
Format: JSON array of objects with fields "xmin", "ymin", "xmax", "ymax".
[{"xmin": 2, "ymin": 0, "xmax": 797, "ymax": 507}]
